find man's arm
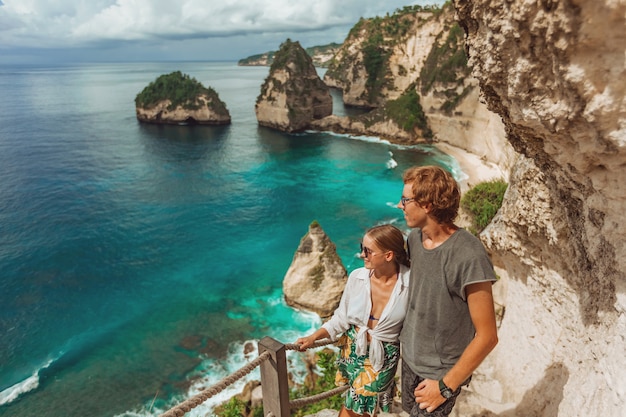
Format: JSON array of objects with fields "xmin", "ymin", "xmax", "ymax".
[
  {"xmin": 414, "ymin": 281, "xmax": 498, "ymax": 412},
  {"xmin": 443, "ymin": 281, "xmax": 498, "ymax": 388}
]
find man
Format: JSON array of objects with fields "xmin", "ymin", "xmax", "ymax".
[{"xmin": 398, "ymin": 165, "xmax": 498, "ymax": 416}]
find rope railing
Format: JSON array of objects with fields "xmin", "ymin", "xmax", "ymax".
[
  {"xmin": 159, "ymin": 337, "xmax": 342, "ymax": 417},
  {"xmin": 284, "ymin": 339, "xmax": 337, "ymax": 351},
  {"xmin": 289, "ymin": 385, "xmax": 350, "ymax": 409},
  {"xmin": 160, "ymin": 351, "xmax": 272, "ymax": 417}
]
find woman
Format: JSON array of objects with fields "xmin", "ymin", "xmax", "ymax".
[{"xmin": 296, "ymin": 224, "xmax": 410, "ymax": 417}]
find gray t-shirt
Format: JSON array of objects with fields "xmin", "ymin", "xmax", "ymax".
[{"xmin": 399, "ymin": 228, "xmax": 496, "ymax": 379}]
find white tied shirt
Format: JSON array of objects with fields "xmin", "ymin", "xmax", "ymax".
[{"xmin": 322, "ymin": 264, "xmax": 410, "ymax": 372}]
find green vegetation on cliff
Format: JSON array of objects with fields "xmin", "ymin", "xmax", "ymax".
[
  {"xmin": 135, "ymin": 71, "xmax": 228, "ymax": 116},
  {"xmin": 384, "ymin": 86, "xmax": 432, "ymax": 137},
  {"xmin": 238, "ymin": 51, "xmax": 276, "ymax": 66},
  {"xmin": 326, "ymin": 3, "xmax": 447, "ymax": 105},
  {"xmin": 420, "ymin": 22, "xmax": 472, "ymax": 114},
  {"xmin": 215, "ymin": 350, "xmax": 342, "ymax": 417},
  {"xmin": 461, "ymin": 179, "xmax": 508, "ymax": 235},
  {"xmin": 268, "ymin": 39, "xmax": 313, "ymax": 75},
  {"xmin": 290, "ymin": 351, "xmax": 344, "ymax": 417},
  {"xmin": 354, "ymin": 85, "xmax": 433, "ymax": 140}
]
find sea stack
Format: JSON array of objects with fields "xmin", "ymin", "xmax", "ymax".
[
  {"xmin": 255, "ymin": 39, "xmax": 333, "ymax": 132},
  {"xmin": 283, "ymin": 221, "xmax": 347, "ymax": 319},
  {"xmin": 135, "ymin": 71, "xmax": 231, "ymax": 125}
]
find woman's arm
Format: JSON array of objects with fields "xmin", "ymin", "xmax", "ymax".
[{"xmin": 295, "ymin": 327, "xmax": 331, "ymax": 351}]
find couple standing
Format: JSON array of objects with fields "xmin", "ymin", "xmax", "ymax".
[{"xmin": 296, "ymin": 165, "xmax": 499, "ymax": 417}]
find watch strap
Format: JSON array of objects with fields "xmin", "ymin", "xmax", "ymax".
[
  {"xmin": 438, "ymin": 379, "xmax": 446, "ymax": 391},
  {"xmin": 438, "ymin": 379, "xmax": 453, "ymax": 399}
]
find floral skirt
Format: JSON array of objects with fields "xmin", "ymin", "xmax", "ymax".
[{"xmin": 335, "ymin": 325, "xmax": 400, "ymax": 415}]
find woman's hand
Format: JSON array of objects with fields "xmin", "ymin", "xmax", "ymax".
[
  {"xmin": 295, "ymin": 328, "xmax": 329, "ymax": 351},
  {"xmin": 295, "ymin": 335, "xmax": 317, "ymax": 351}
]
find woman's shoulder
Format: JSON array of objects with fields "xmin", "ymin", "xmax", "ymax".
[{"xmin": 348, "ymin": 267, "xmax": 370, "ymax": 281}]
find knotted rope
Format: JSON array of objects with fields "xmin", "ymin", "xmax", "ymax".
[
  {"xmin": 286, "ymin": 338, "xmax": 348, "ymax": 410},
  {"xmin": 159, "ymin": 350, "xmax": 271, "ymax": 417},
  {"xmin": 159, "ymin": 338, "xmax": 341, "ymax": 417},
  {"xmin": 290, "ymin": 385, "xmax": 350, "ymax": 409}
]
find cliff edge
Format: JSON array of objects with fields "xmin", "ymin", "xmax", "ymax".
[{"xmin": 449, "ymin": 1, "xmax": 626, "ymax": 416}]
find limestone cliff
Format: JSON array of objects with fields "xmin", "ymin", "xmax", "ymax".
[
  {"xmin": 283, "ymin": 221, "xmax": 347, "ymax": 319},
  {"xmin": 135, "ymin": 71, "xmax": 231, "ymax": 125},
  {"xmin": 317, "ymin": 4, "xmax": 516, "ymax": 174},
  {"xmin": 255, "ymin": 39, "xmax": 333, "ymax": 133},
  {"xmin": 324, "ymin": 4, "xmax": 460, "ymax": 109},
  {"xmin": 447, "ymin": 1, "xmax": 626, "ymax": 416}
]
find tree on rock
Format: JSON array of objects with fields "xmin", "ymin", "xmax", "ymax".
[{"xmin": 135, "ymin": 71, "xmax": 231, "ymax": 125}]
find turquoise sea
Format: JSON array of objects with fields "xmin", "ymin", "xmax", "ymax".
[{"xmin": 0, "ymin": 61, "xmax": 460, "ymax": 416}]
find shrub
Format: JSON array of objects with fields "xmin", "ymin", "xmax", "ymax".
[
  {"xmin": 214, "ymin": 350, "xmax": 342, "ymax": 417},
  {"xmin": 419, "ymin": 22, "xmax": 470, "ymax": 96},
  {"xmin": 461, "ymin": 179, "xmax": 508, "ymax": 234},
  {"xmin": 214, "ymin": 397, "xmax": 262, "ymax": 417},
  {"xmin": 384, "ymin": 86, "xmax": 432, "ymax": 138},
  {"xmin": 290, "ymin": 350, "xmax": 344, "ymax": 417}
]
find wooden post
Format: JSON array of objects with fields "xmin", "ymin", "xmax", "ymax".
[{"xmin": 258, "ymin": 336, "xmax": 291, "ymax": 417}]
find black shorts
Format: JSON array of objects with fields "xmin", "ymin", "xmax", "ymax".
[{"xmin": 401, "ymin": 360, "xmax": 463, "ymax": 417}]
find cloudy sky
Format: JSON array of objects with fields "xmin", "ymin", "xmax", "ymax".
[{"xmin": 0, "ymin": 0, "xmax": 444, "ymax": 64}]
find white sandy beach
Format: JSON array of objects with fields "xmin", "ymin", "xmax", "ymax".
[{"xmin": 435, "ymin": 142, "xmax": 508, "ymax": 192}]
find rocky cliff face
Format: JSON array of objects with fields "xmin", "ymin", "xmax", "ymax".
[
  {"xmin": 450, "ymin": 1, "xmax": 626, "ymax": 416},
  {"xmin": 324, "ymin": 4, "xmax": 459, "ymax": 108},
  {"xmin": 135, "ymin": 71, "xmax": 231, "ymax": 125},
  {"xmin": 136, "ymin": 95, "xmax": 231, "ymax": 125},
  {"xmin": 282, "ymin": 221, "xmax": 347, "ymax": 319},
  {"xmin": 255, "ymin": 39, "xmax": 333, "ymax": 132},
  {"xmin": 317, "ymin": 5, "xmax": 516, "ymax": 173}
]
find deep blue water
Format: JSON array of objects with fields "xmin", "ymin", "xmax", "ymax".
[{"xmin": 0, "ymin": 62, "xmax": 460, "ymax": 416}]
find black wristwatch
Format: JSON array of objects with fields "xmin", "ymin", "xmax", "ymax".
[{"xmin": 439, "ymin": 379, "xmax": 454, "ymax": 399}]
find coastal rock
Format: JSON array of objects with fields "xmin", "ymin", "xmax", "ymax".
[
  {"xmin": 255, "ymin": 39, "xmax": 333, "ymax": 133},
  {"xmin": 236, "ymin": 380, "xmax": 261, "ymax": 404},
  {"xmin": 238, "ymin": 42, "xmax": 341, "ymax": 68},
  {"xmin": 309, "ymin": 114, "xmax": 416, "ymax": 143},
  {"xmin": 283, "ymin": 221, "xmax": 347, "ymax": 319},
  {"xmin": 250, "ymin": 385, "xmax": 263, "ymax": 409},
  {"xmin": 135, "ymin": 71, "xmax": 231, "ymax": 125},
  {"xmin": 447, "ymin": 1, "xmax": 626, "ymax": 416}
]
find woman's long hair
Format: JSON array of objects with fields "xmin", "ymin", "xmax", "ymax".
[{"xmin": 366, "ymin": 224, "xmax": 410, "ymax": 267}]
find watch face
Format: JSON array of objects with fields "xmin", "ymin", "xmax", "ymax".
[{"xmin": 442, "ymin": 388, "xmax": 453, "ymax": 399}]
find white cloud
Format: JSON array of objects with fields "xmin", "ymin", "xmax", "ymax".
[{"xmin": 0, "ymin": 0, "xmax": 445, "ymax": 61}]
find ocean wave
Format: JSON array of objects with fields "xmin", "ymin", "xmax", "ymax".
[
  {"xmin": 117, "ymin": 293, "xmax": 323, "ymax": 417},
  {"xmin": 307, "ymin": 130, "xmax": 392, "ymax": 145},
  {"xmin": 386, "ymin": 151, "xmax": 398, "ymax": 169},
  {"xmin": 121, "ymin": 339, "xmax": 323, "ymax": 417},
  {"xmin": 0, "ymin": 358, "xmax": 55, "ymax": 406},
  {"xmin": 311, "ymin": 131, "xmax": 468, "ymax": 179}
]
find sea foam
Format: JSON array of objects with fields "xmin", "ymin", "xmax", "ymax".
[
  {"xmin": 0, "ymin": 359, "xmax": 55, "ymax": 406},
  {"xmin": 117, "ymin": 292, "xmax": 323, "ymax": 417}
]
